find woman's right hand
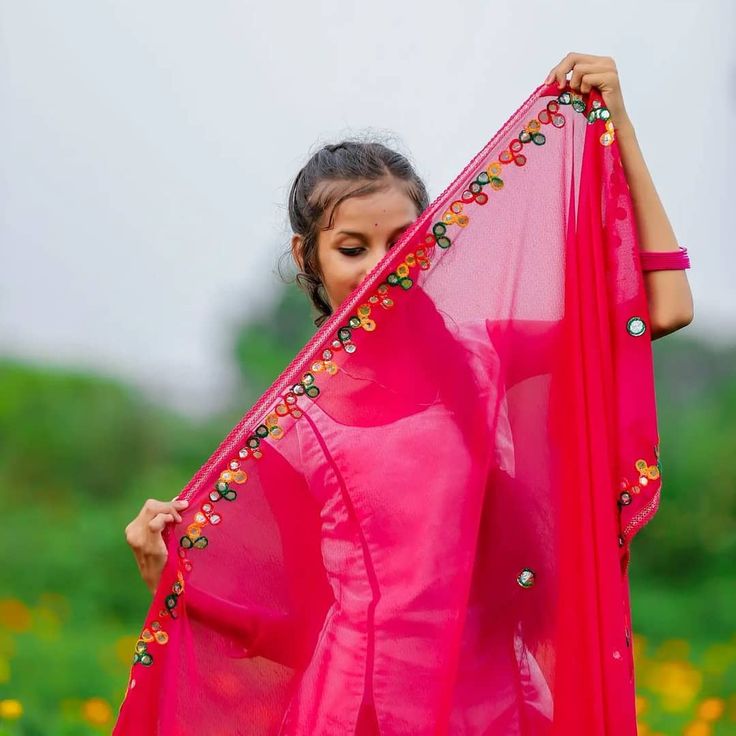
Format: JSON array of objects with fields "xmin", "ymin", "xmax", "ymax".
[{"xmin": 125, "ymin": 497, "xmax": 189, "ymax": 594}]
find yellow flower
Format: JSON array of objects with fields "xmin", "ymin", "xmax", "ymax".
[
  {"xmin": 635, "ymin": 695, "xmax": 648, "ymax": 716},
  {"xmin": 645, "ymin": 660, "xmax": 702, "ymax": 712},
  {"xmin": 0, "ymin": 599, "xmax": 31, "ymax": 632},
  {"xmin": 0, "ymin": 699, "xmax": 23, "ymax": 719},
  {"xmin": 683, "ymin": 721, "xmax": 712, "ymax": 736},
  {"xmin": 82, "ymin": 698, "xmax": 112, "ymax": 726},
  {"xmin": 697, "ymin": 697, "xmax": 725, "ymax": 721}
]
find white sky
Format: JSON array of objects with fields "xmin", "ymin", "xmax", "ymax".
[{"xmin": 1, "ymin": 1, "xmax": 733, "ymax": 415}]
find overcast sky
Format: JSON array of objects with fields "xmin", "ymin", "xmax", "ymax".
[{"xmin": 1, "ymin": 1, "xmax": 733, "ymax": 415}]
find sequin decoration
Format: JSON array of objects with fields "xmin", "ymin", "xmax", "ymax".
[
  {"xmin": 634, "ymin": 458, "xmax": 661, "ymax": 487},
  {"xmin": 181, "ymin": 492, "xmax": 233, "ymax": 550},
  {"xmin": 586, "ymin": 99, "xmax": 616, "ymax": 146},
  {"xmin": 538, "ymin": 99, "xmax": 567, "ymax": 129},
  {"xmin": 133, "ymin": 639, "xmax": 153, "ymax": 667},
  {"xmin": 626, "ymin": 316, "xmax": 646, "ymax": 337},
  {"xmin": 557, "ymin": 90, "xmax": 587, "ymax": 114},
  {"xmin": 499, "ymin": 137, "xmax": 528, "ymax": 167},
  {"xmin": 619, "ymin": 454, "xmax": 661, "ymax": 499},
  {"xmin": 431, "ymin": 222, "xmax": 452, "ymax": 249},
  {"xmin": 311, "ymin": 347, "xmax": 339, "ymax": 377},
  {"xmin": 132, "ymin": 573, "xmax": 185, "ymax": 667},
  {"xmin": 519, "ymin": 117, "xmax": 546, "ymax": 146},
  {"xmin": 140, "ymin": 620, "xmax": 169, "ymax": 647},
  {"xmin": 164, "ymin": 574, "xmax": 184, "ymax": 616},
  {"xmin": 442, "ymin": 200, "xmax": 470, "ymax": 228},
  {"xmin": 180, "ymin": 525, "xmax": 208, "ymax": 550},
  {"xmin": 617, "ymin": 451, "xmax": 663, "ymax": 549},
  {"xmin": 485, "ymin": 161, "xmax": 505, "ymax": 190},
  {"xmin": 209, "ymin": 480, "xmax": 237, "ymax": 503},
  {"xmin": 517, "ymin": 568, "xmax": 536, "ymax": 588}
]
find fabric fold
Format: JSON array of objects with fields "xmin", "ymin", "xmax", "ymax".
[{"xmin": 113, "ymin": 82, "xmax": 662, "ymax": 735}]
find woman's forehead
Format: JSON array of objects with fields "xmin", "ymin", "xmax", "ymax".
[{"xmin": 325, "ymin": 185, "xmax": 418, "ymax": 232}]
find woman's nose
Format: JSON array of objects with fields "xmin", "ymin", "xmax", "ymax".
[{"xmin": 365, "ymin": 245, "xmax": 391, "ymax": 275}]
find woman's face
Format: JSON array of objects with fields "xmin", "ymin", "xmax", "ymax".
[{"xmin": 292, "ymin": 181, "xmax": 419, "ymax": 313}]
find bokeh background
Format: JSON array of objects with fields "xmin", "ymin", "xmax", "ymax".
[{"xmin": 1, "ymin": 1, "xmax": 734, "ymax": 734}]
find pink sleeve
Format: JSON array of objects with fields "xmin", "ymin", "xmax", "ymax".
[{"xmin": 184, "ymin": 441, "xmax": 332, "ymax": 669}]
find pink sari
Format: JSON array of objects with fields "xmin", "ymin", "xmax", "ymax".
[{"xmin": 113, "ymin": 82, "xmax": 661, "ymax": 735}]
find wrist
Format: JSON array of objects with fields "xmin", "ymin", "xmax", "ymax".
[
  {"xmin": 137, "ymin": 555, "xmax": 165, "ymax": 594},
  {"xmin": 144, "ymin": 571, "xmax": 161, "ymax": 595},
  {"xmin": 615, "ymin": 118, "xmax": 636, "ymax": 139}
]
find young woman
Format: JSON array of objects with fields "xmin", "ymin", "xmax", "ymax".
[{"xmin": 123, "ymin": 52, "xmax": 693, "ymax": 733}]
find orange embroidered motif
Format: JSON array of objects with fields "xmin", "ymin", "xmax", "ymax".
[{"xmin": 587, "ymin": 99, "xmax": 615, "ymax": 146}]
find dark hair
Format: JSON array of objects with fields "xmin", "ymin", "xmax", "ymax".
[{"xmin": 281, "ymin": 140, "xmax": 430, "ymax": 328}]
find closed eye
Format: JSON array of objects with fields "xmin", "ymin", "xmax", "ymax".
[{"xmin": 338, "ymin": 241, "xmax": 400, "ymax": 258}]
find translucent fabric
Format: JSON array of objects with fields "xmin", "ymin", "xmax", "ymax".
[{"xmin": 113, "ymin": 82, "xmax": 662, "ymax": 735}]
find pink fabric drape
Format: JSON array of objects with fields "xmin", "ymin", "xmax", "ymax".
[{"xmin": 113, "ymin": 81, "xmax": 662, "ymax": 735}]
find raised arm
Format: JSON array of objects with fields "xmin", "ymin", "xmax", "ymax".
[
  {"xmin": 544, "ymin": 52, "xmax": 694, "ymax": 341},
  {"xmin": 615, "ymin": 122, "xmax": 694, "ymax": 339}
]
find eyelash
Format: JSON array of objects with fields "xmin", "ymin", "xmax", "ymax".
[
  {"xmin": 339, "ymin": 243, "xmax": 397, "ymax": 257},
  {"xmin": 338, "ymin": 247, "xmax": 363, "ymax": 257}
]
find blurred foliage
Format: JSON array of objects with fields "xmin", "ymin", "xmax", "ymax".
[
  {"xmin": 0, "ymin": 285, "xmax": 734, "ymax": 734},
  {"xmin": 232, "ymin": 284, "xmax": 317, "ymax": 408}
]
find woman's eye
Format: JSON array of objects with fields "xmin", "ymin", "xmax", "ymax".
[{"xmin": 339, "ymin": 247, "xmax": 364, "ymax": 257}]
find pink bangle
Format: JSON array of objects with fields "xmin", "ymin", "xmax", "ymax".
[{"xmin": 639, "ymin": 246, "xmax": 691, "ymax": 272}]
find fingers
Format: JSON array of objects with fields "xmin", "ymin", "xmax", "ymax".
[
  {"xmin": 544, "ymin": 66, "xmax": 571, "ymax": 88},
  {"xmin": 148, "ymin": 512, "xmax": 176, "ymax": 533},
  {"xmin": 126, "ymin": 497, "xmax": 189, "ymax": 551},
  {"xmin": 545, "ymin": 51, "xmax": 581, "ymax": 86},
  {"xmin": 578, "ymin": 72, "xmax": 614, "ymax": 95},
  {"xmin": 568, "ymin": 63, "xmax": 597, "ymax": 91},
  {"xmin": 545, "ymin": 53, "xmax": 615, "ymax": 88},
  {"xmin": 140, "ymin": 498, "xmax": 188, "ymax": 523}
]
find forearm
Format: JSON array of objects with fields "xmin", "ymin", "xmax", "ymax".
[
  {"xmin": 486, "ymin": 319, "xmax": 562, "ymax": 386},
  {"xmin": 186, "ymin": 584, "xmax": 305, "ymax": 666},
  {"xmin": 615, "ymin": 122, "xmax": 694, "ymax": 339}
]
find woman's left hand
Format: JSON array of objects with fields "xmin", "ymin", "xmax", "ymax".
[{"xmin": 544, "ymin": 52, "xmax": 633, "ymax": 133}]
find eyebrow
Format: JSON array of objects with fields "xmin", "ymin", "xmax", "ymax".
[{"xmin": 334, "ymin": 223, "xmax": 415, "ymax": 241}]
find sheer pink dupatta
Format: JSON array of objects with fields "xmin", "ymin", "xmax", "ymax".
[{"xmin": 113, "ymin": 83, "xmax": 661, "ymax": 735}]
